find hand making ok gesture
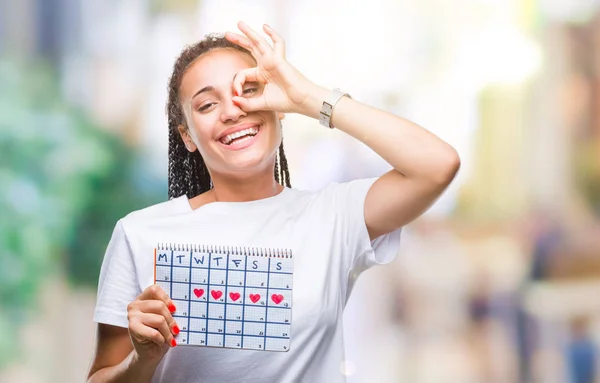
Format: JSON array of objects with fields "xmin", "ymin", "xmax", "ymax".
[{"xmin": 225, "ymin": 22, "xmax": 318, "ymax": 116}]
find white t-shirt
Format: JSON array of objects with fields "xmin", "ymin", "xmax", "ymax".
[{"xmin": 93, "ymin": 177, "xmax": 402, "ymax": 383}]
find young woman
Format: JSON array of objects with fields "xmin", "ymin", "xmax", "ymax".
[{"xmin": 87, "ymin": 21, "xmax": 460, "ymax": 383}]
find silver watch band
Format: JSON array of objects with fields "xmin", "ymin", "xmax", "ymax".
[{"xmin": 319, "ymin": 88, "xmax": 351, "ymax": 129}]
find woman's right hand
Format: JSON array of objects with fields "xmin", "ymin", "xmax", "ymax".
[{"xmin": 127, "ymin": 284, "xmax": 180, "ymax": 363}]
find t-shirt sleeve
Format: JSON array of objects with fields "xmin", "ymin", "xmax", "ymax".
[
  {"xmin": 93, "ymin": 219, "xmax": 140, "ymax": 328},
  {"xmin": 332, "ymin": 177, "xmax": 402, "ymax": 274}
]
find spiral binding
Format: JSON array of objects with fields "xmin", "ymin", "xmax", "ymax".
[{"xmin": 156, "ymin": 243, "xmax": 293, "ymax": 259}]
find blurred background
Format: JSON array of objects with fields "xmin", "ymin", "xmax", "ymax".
[{"xmin": 1, "ymin": 0, "xmax": 600, "ymax": 382}]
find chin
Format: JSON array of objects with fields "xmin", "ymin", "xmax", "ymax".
[{"xmin": 226, "ymin": 151, "xmax": 274, "ymax": 175}]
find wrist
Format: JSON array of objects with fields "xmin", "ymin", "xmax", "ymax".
[
  {"xmin": 295, "ymin": 84, "xmax": 330, "ymax": 120},
  {"xmin": 130, "ymin": 350, "xmax": 163, "ymax": 371}
]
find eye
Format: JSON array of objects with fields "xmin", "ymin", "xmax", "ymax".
[
  {"xmin": 198, "ymin": 102, "xmax": 216, "ymax": 112},
  {"xmin": 242, "ymin": 88, "xmax": 257, "ymax": 95}
]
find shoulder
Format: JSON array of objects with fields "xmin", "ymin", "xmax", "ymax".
[
  {"xmin": 287, "ymin": 178, "xmax": 378, "ymax": 208},
  {"xmin": 301, "ymin": 178, "xmax": 377, "ymax": 200}
]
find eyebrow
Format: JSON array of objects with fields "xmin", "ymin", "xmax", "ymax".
[
  {"xmin": 192, "ymin": 86, "xmax": 215, "ymax": 99},
  {"xmin": 191, "ymin": 80, "xmax": 260, "ymax": 100}
]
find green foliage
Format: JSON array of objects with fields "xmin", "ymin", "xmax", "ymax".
[
  {"xmin": 0, "ymin": 58, "xmax": 164, "ymax": 369},
  {"xmin": 66, "ymin": 145, "xmax": 165, "ymax": 287}
]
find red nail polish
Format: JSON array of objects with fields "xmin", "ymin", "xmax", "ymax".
[
  {"xmin": 173, "ymin": 325, "xmax": 180, "ymax": 335},
  {"xmin": 168, "ymin": 303, "xmax": 176, "ymax": 313},
  {"xmin": 171, "ymin": 338, "xmax": 177, "ymax": 347}
]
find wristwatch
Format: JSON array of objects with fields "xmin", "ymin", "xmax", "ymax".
[{"xmin": 319, "ymin": 88, "xmax": 351, "ymax": 129}]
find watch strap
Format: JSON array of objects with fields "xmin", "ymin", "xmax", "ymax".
[{"xmin": 319, "ymin": 88, "xmax": 351, "ymax": 129}]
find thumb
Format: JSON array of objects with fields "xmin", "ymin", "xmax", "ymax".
[{"xmin": 232, "ymin": 96, "xmax": 267, "ymax": 112}]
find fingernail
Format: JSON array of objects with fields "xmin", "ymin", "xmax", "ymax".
[
  {"xmin": 172, "ymin": 325, "xmax": 180, "ymax": 335},
  {"xmin": 168, "ymin": 303, "xmax": 176, "ymax": 313},
  {"xmin": 171, "ymin": 338, "xmax": 177, "ymax": 347}
]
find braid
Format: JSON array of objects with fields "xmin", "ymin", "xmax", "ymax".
[
  {"xmin": 274, "ymin": 150, "xmax": 280, "ymax": 183},
  {"xmin": 278, "ymin": 139, "xmax": 291, "ymax": 187},
  {"xmin": 166, "ymin": 33, "xmax": 292, "ymax": 199}
]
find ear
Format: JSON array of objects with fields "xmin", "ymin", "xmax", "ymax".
[
  {"xmin": 178, "ymin": 125, "xmax": 198, "ymax": 152},
  {"xmin": 277, "ymin": 112, "xmax": 285, "ymax": 121}
]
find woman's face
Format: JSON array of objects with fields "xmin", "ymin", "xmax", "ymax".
[{"xmin": 178, "ymin": 48, "xmax": 282, "ymax": 179}]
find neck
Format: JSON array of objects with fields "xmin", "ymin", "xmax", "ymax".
[{"xmin": 209, "ymin": 172, "xmax": 284, "ymax": 203}]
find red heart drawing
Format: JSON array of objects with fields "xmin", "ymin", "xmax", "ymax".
[
  {"xmin": 193, "ymin": 288, "xmax": 204, "ymax": 298},
  {"xmin": 271, "ymin": 294, "xmax": 284, "ymax": 304},
  {"xmin": 249, "ymin": 294, "xmax": 260, "ymax": 303},
  {"xmin": 211, "ymin": 290, "xmax": 223, "ymax": 300},
  {"xmin": 229, "ymin": 292, "xmax": 241, "ymax": 302}
]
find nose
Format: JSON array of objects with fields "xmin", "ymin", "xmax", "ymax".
[{"xmin": 220, "ymin": 97, "xmax": 247, "ymax": 123}]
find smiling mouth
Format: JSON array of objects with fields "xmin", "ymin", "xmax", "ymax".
[{"xmin": 219, "ymin": 125, "xmax": 260, "ymax": 145}]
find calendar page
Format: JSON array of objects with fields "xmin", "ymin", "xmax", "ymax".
[{"xmin": 154, "ymin": 244, "xmax": 293, "ymax": 352}]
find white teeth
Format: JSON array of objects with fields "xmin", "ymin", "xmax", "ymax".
[
  {"xmin": 232, "ymin": 135, "xmax": 253, "ymax": 145},
  {"xmin": 221, "ymin": 126, "xmax": 259, "ymax": 145}
]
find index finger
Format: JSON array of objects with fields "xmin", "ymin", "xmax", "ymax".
[
  {"xmin": 232, "ymin": 67, "xmax": 260, "ymax": 98},
  {"xmin": 138, "ymin": 284, "xmax": 177, "ymax": 314}
]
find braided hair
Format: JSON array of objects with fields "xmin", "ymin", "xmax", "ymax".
[{"xmin": 166, "ymin": 34, "xmax": 291, "ymax": 200}]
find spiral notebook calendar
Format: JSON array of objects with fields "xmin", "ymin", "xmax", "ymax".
[{"xmin": 154, "ymin": 244, "xmax": 293, "ymax": 352}]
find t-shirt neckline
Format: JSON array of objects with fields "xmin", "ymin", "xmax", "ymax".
[{"xmin": 181, "ymin": 186, "xmax": 293, "ymax": 214}]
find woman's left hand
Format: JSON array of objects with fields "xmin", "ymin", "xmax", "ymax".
[{"xmin": 225, "ymin": 22, "xmax": 317, "ymax": 115}]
